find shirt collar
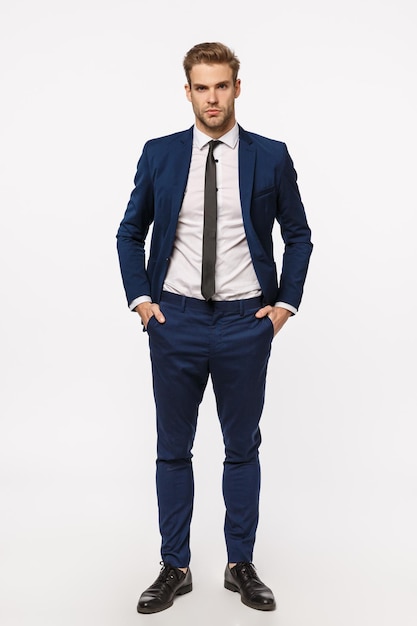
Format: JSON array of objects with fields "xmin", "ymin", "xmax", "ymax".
[{"xmin": 193, "ymin": 123, "xmax": 239, "ymax": 150}]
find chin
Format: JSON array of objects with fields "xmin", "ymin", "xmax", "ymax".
[
  {"xmin": 206, "ymin": 118, "xmax": 225, "ymax": 129},
  {"xmin": 204, "ymin": 113, "xmax": 223, "ymax": 123}
]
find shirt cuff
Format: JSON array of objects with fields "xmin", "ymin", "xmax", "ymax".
[
  {"xmin": 275, "ymin": 301, "xmax": 297, "ymax": 315},
  {"xmin": 129, "ymin": 295, "xmax": 152, "ymax": 311}
]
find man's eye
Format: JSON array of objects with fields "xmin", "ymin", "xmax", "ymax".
[{"xmin": 218, "ymin": 84, "xmax": 227, "ymax": 89}]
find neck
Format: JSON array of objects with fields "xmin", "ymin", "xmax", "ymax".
[{"xmin": 195, "ymin": 118, "xmax": 236, "ymax": 139}]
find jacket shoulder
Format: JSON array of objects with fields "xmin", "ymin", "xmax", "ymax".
[
  {"xmin": 144, "ymin": 127, "xmax": 193, "ymax": 151},
  {"xmin": 239, "ymin": 127, "xmax": 287, "ymax": 153}
]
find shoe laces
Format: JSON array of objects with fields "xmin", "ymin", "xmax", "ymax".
[
  {"xmin": 158, "ymin": 561, "xmax": 181, "ymax": 585},
  {"xmin": 235, "ymin": 562, "xmax": 257, "ymax": 581}
]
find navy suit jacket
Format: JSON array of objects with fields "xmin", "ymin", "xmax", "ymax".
[{"xmin": 117, "ymin": 125, "xmax": 313, "ymax": 309}]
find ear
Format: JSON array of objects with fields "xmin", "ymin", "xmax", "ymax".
[
  {"xmin": 184, "ymin": 83, "xmax": 192, "ymax": 102},
  {"xmin": 234, "ymin": 79, "xmax": 241, "ymax": 99}
]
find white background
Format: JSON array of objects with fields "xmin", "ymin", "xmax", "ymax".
[{"xmin": 1, "ymin": 1, "xmax": 416, "ymax": 625}]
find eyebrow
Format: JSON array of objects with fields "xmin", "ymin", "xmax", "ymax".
[{"xmin": 192, "ymin": 80, "xmax": 232, "ymax": 88}]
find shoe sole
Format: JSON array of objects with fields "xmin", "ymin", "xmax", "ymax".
[
  {"xmin": 224, "ymin": 580, "xmax": 276, "ymax": 611},
  {"xmin": 137, "ymin": 584, "xmax": 193, "ymax": 614}
]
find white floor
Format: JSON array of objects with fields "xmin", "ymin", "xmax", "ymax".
[
  {"xmin": 2, "ymin": 404, "xmax": 417, "ymax": 626},
  {"xmin": 2, "ymin": 512, "xmax": 416, "ymax": 626}
]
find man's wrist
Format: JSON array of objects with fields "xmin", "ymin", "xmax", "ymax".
[
  {"xmin": 275, "ymin": 301, "xmax": 297, "ymax": 316},
  {"xmin": 129, "ymin": 295, "xmax": 152, "ymax": 311}
]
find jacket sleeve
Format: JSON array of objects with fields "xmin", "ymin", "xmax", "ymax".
[
  {"xmin": 116, "ymin": 144, "xmax": 154, "ymax": 306},
  {"xmin": 276, "ymin": 145, "xmax": 313, "ymax": 309}
]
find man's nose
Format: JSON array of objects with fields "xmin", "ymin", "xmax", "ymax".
[{"xmin": 207, "ymin": 89, "xmax": 217, "ymax": 102}]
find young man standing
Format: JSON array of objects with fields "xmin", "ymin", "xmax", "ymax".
[{"xmin": 117, "ymin": 42, "xmax": 313, "ymax": 613}]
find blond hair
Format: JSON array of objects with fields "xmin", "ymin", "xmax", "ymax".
[{"xmin": 183, "ymin": 42, "xmax": 240, "ymax": 85}]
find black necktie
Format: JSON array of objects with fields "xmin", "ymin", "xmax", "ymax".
[{"xmin": 201, "ymin": 140, "xmax": 220, "ymax": 300}]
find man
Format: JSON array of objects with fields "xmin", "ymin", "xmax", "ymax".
[{"xmin": 117, "ymin": 42, "xmax": 312, "ymax": 613}]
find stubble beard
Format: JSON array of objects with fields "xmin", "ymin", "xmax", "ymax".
[{"xmin": 196, "ymin": 107, "xmax": 234, "ymax": 136}]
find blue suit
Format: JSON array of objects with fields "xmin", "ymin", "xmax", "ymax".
[{"xmin": 117, "ymin": 125, "xmax": 312, "ymax": 567}]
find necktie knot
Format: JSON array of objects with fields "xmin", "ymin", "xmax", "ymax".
[{"xmin": 208, "ymin": 139, "xmax": 220, "ymax": 153}]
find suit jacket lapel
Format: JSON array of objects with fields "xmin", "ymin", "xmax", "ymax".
[
  {"xmin": 238, "ymin": 126, "xmax": 256, "ymax": 226},
  {"xmin": 170, "ymin": 128, "xmax": 193, "ymax": 224}
]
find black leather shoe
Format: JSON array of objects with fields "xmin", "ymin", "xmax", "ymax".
[
  {"xmin": 137, "ymin": 562, "xmax": 192, "ymax": 614},
  {"xmin": 224, "ymin": 562, "xmax": 276, "ymax": 611}
]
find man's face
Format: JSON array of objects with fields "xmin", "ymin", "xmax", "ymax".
[{"xmin": 185, "ymin": 63, "xmax": 241, "ymax": 138}]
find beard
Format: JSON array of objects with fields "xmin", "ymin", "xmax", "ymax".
[{"xmin": 194, "ymin": 105, "xmax": 235, "ymax": 135}]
